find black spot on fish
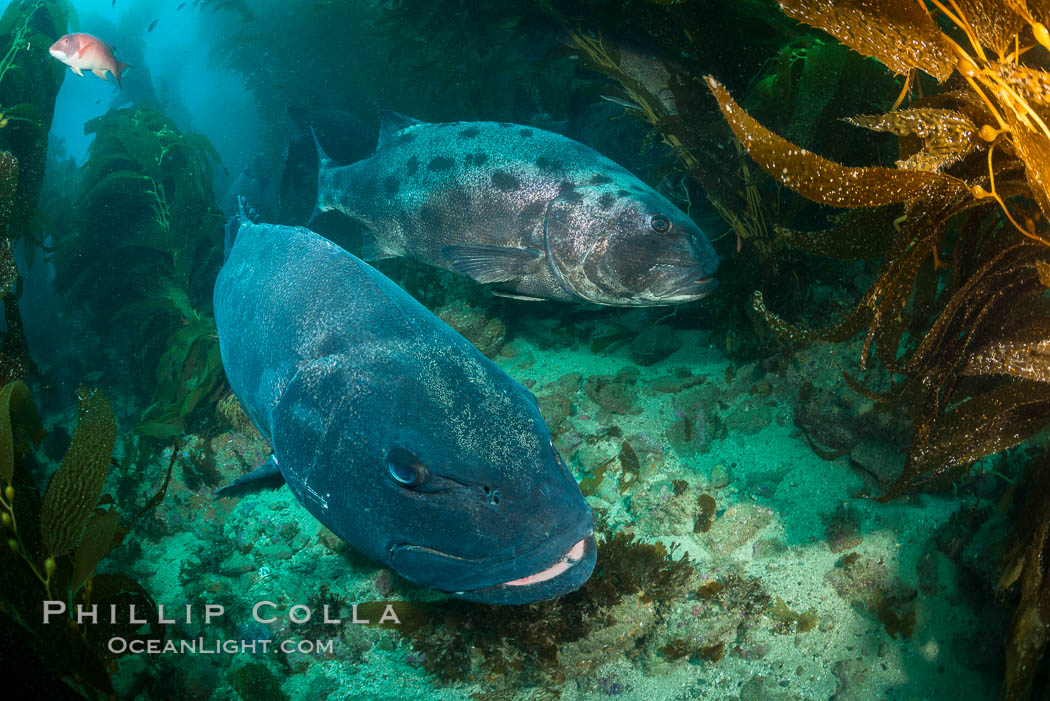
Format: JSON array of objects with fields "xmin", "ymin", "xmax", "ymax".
[
  {"xmin": 458, "ymin": 127, "xmax": 480, "ymax": 139},
  {"xmin": 590, "ymin": 174, "xmax": 613, "ymax": 185},
  {"xmin": 498, "ymin": 122, "xmax": 513, "ymax": 128},
  {"xmin": 558, "ymin": 183, "xmax": 582, "ymax": 203},
  {"xmin": 491, "ymin": 170, "xmax": 521, "ymax": 191},
  {"xmin": 466, "ymin": 152, "xmax": 488, "ymax": 167},
  {"xmin": 598, "ymin": 193, "xmax": 614, "ymax": 210},
  {"xmin": 617, "ymin": 189, "xmax": 630, "ymax": 198},
  {"xmin": 419, "ymin": 204, "xmax": 444, "ymax": 228},
  {"xmin": 428, "ymin": 156, "xmax": 455, "ymax": 171},
  {"xmin": 519, "ymin": 129, "xmax": 533, "ymax": 138},
  {"xmin": 520, "ymin": 199, "xmax": 547, "ymax": 223},
  {"xmin": 406, "ymin": 155, "xmax": 419, "ymax": 176},
  {"xmin": 383, "ymin": 176, "xmax": 400, "ymax": 196},
  {"xmin": 535, "ymin": 156, "xmax": 560, "ymax": 172}
]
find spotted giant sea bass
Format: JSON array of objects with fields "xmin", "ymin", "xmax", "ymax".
[{"xmin": 315, "ymin": 111, "xmax": 719, "ymax": 306}]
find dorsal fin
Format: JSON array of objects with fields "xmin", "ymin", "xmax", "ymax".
[{"xmin": 377, "ymin": 110, "xmax": 424, "ymax": 149}]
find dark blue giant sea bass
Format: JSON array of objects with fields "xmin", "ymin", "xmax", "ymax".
[
  {"xmin": 214, "ymin": 202, "xmax": 596, "ymax": 604},
  {"xmin": 314, "ymin": 112, "xmax": 719, "ymax": 306}
]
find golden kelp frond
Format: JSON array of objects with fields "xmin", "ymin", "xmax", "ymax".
[
  {"xmin": 776, "ymin": 0, "xmax": 955, "ymax": 80},
  {"xmin": 1037, "ymin": 259, "xmax": 1050, "ymax": 286},
  {"xmin": 775, "ymin": 207, "xmax": 899, "ymax": 259},
  {"xmin": 992, "ymin": 62, "xmax": 1050, "ymax": 109},
  {"xmin": 951, "ymin": 0, "xmax": 1029, "ymax": 56},
  {"xmin": 966, "ymin": 339, "xmax": 1050, "ymax": 382},
  {"xmin": 705, "ymin": 77, "xmax": 970, "ymax": 207},
  {"xmin": 1000, "ymin": 106, "xmax": 1050, "ymax": 232},
  {"xmin": 40, "ymin": 387, "xmax": 117, "ymax": 558},
  {"xmin": 886, "ymin": 381, "xmax": 1050, "ymax": 497},
  {"xmin": 0, "ymin": 379, "xmax": 42, "ymax": 485},
  {"xmin": 846, "ymin": 108, "xmax": 978, "ymax": 171}
]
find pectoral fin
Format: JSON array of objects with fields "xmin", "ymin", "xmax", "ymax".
[
  {"xmin": 215, "ymin": 455, "xmax": 285, "ymax": 498},
  {"xmin": 491, "ymin": 290, "xmax": 548, "ymax": 301},
  {"xmin": 92, "ymin": 68, "xmax": 108, "ymax": 80},
  {"xmin": 71, "ymin": 65, "xmax": 84, "ymax": 76},
  {"xmin": 441, "ymin": 244, "xmax": 541, "ymax": 284},
  {"xmin": 361, "ymin": 231, "xmax": 397, "ymax": 261}
]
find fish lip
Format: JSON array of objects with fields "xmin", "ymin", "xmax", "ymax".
[
  {"xmin": 402, "ymin": 506, "xmax": 595, "ymax": 593},
  {"xmin": 501, "ymin": 536, "xmax": 590, "ymax": 587},
  {"xmin": 454, "ymin": 533, "xmax": 598, "ymax": 603},
  {"xmin": 652, "ymin": 267, "xmax": 719, "ymax": 301}
]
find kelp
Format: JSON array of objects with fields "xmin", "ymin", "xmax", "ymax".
[
  {"xmin": 49, "ymin": 106, "xmax": 227, "ymax": 444},
  {"xmin": 562, "ymin": 5, "xmax": 899, "ymax": 343},
  {"xmin": 0, "ymin": 1, "xmax": 74, "ymax": 388},
  {"xmin": 704, "ymin": 1, "xmax": 1050, "ymax": 697},
  {"xmin": 0, "ymin": 0, "xmax": 76, "ymax": 245},
  {"xmin": 0, "ymin": 381, "xmax": 170, "ymax": 698}
]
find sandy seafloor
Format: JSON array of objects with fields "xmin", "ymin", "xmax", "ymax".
[{"xmin": 79, "ymin": 309, "xmax": 1005, "ymax": 701}]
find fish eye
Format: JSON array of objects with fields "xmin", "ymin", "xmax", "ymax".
[
  {"xmin": 650, "ymin": 215, "xmax": 672, "ymax": 233},
  {"xmin": 387, "ymin": 447, "xmax": 427, "ymax": 487}
]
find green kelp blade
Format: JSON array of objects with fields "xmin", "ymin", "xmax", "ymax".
[
  {"xmin": 705, "ymin": 77, "xmax": 970, "ymax": 208},
  {"xmin": 71, "ymin": 506, "xmax": 121, "ymax": 592},
  {"xmin": 0, "ymin": 380, "xmax": 44, "ymax": 486},
  {"xmin": 40, "ymin": 387, "xmax": 117, "ymax": 558}
]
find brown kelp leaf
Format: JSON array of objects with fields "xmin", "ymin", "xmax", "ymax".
[
  {"xmin": 952, "ymin": 0, "xmax": 1029, "ymax": 55},
  {"xmin": 888, "ymin": 380, "xmax": 1050, "ymax": 496},
  {"xmin": 40, "ymin": 387, "xmax": 117, "ymax": 558},
  {"xmin": 705, "ymin": 77, "xmax": 970, "ymax": 207},
  {"xmin": 72, "ymin": 507, "xmax": 121, "ymax": 592},
  {"xmin": 777, "ymin": 0, "xmax": 955, "ymax": 81},
  {"xmin": 1038, "ymin": 260, "xmax": 1050, "ymax": 287},
  {"xmin": 846, "ymin": 109, "xmax": 977, "ymax": 171},
  {"xmin": 752, "ymin": 290, "xmax": 871, "ymax": 343},
  {"xmin": 83, "ymin": 573, "xmax": 165, "ymax": 661},
  {"xmin": 999, "ymin": 457, "xmax": 1050, "ymax": 700},
  {"xmin": 0, "ymin": 380, "xmax": 44, "ymax": 486},
  {"xmin": 965, "ymin": 339, "xmax": 1050, "ymax": 382},
  {"xmin": 775, "ymin": 207, "xmax": 898, "ymax": 260}
]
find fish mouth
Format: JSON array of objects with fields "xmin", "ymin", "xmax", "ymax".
[
  {"xmin": 503, "ymin": 537, "xmax": 588, "ymax": 587},
  {"xmin": 651, "ymin": 267, "xmax": 718, "ymax": 303},
  {"xmin": 455, "ymin": 532, "xmax": 597, "ymax": 605},
  {"xmin": 388, "ymin": 506, "xmax": 597, "ymax": 604}
]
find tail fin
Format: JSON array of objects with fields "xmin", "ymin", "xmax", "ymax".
[
  {"xmin": 114, "ymin": 61, "xmax": 131, "ymax": 88},
  {"xmin": 309, "ymin": 127, "xmax": 334, "ymax": 227}
]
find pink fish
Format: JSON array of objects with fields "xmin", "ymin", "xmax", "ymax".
[{"xmin": 48, "ymin": 33, "xmax": 130, "ymax": 87}]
